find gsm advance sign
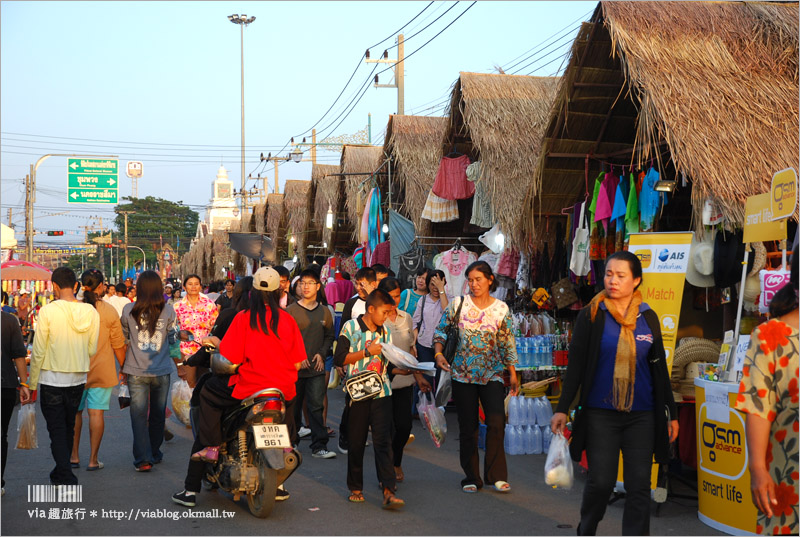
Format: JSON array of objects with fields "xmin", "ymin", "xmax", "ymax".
[{"xmin": 67, "ymin": 159, "xmax": 118, "ymax": 204}]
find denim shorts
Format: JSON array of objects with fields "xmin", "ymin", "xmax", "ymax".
[
  {"xmin": 78, "ymin": 386, "xmax": 113, "ymax": 411},
  {"xmin": 325, "ymin": 355, "xmax": 334, "ymax": 373}
]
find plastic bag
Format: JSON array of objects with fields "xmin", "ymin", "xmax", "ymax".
[
  {"xmin": 16, "ymin": 404, "xmax": 38, "ymax": 450},
  {"xmin": 435, "ymin": 369, "xmax": 452, "ymax": 408},
  {"xmin": 544, "ymin": 433, "xmax": 573, "ymax": 489},
  {"xmin": 118, "ymin": 384, "xmax": 131, "ymax": 410},
  {"xmin": 416, "ymin": 392, "xmax": 446, "ymax": 447},
  {"xmin": 171, "ymin": 379, "xmax": 193, "ymax": 426}
]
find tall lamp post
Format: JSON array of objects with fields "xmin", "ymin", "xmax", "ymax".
[{"xmin": 228, "ymin": 13, "xmax": 256, "ymax": 218}]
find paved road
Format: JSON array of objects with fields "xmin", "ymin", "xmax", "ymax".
[{"xmin": 2, "ymin": 376, "xmax": 723, "ymax": 536}]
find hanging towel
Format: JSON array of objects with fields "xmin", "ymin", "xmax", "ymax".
[
  {"xmin": 421, "ymin": 191, "xmax": 459, "ymax": 223},
  {"xmin": 432, "ymin": 155, "xmax": 474, "ymax": 200}
]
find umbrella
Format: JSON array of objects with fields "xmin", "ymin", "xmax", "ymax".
[
  {"xmin": 1, "ymin": 260, "xmax": 53, "ymax": 281},
  {"xmin": 227, "ymin": 233, "xmax": 275, "ymax": 262}
]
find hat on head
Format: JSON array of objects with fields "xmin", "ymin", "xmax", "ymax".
[
  {"xmin": 685, "ymin": 233, "xmax": 715, "ymax": 288},
  {"xmin": 19, "ymin": 289, "xmax": 31, "ymax": 295},
  {"xmin": 253, "ymin": 266, "xmax": 280, "ymax": 292},
  {"xmin": 165, "ymin": 283, "xmax": 173, "ymax": 289}
]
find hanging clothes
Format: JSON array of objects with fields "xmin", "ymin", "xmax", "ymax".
[
  {"xmin": 364, "ymin": 187, "xmax": 384, "ymax": 265},
  {"xmin": 388, "ymin": 209, "xmax": 416, "ymax": 276},
  {"xmin": 639, "ymin": 167, "xmax": 668, "ymax": 232},
  {"xmin": 339, "ymin": 255, "xmax": 358, "ymax": 279},
  {"xmin": 516, "ymin": 252, "xmax": 531, "ymax": 290},
  {"xmin": 465, "ymin": 162, "xmax": 494, "ymax": 228},
  {"xmin": 550, "ymin": 222, "xmax": 567, "ymax": 282},
  {"xmin": 588, "ymin": 173, "xmax": 604, "ymax": 261},
  {"xmin": 612, "ymin": 177, "xmax": 627, "ymax": 253},
  {"xmin": 432, "ymin": 155, "xmax": 474, "ymax": 200},
  {"xmin": 353, "ymin": 245, "xmax": 365, "ymax": 270},
  {"xmin": 371, "ymin": 240, "xmax": 391, "ymax": 267},
  {"xmin": 434, "ymin": 247, "xmax": 477, "ymax": 299},
  {"xmin": 421, "ymin": 191, "xmax": 459, "ymax": 223},
  {"xmin": 497, "ymin": 248, "xmax": 521, "ymax": 279},
  {"xmin": 478, "ymin": 251, "xmax": 502, "ymax": 273},
  {"xmin": 397, "ymin": 247, "xmax": 426, "ymax": 290},
  {"xmin": 625, "ymin": 173, "xmax": 640, "ymax": 240}
]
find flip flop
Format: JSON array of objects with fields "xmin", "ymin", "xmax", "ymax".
[
  {"xmin": 348, "ymin": 491, "xmax": 365, "ymax": 503},
  {"xmin": 87, "ymin": 462, "xmax": 104, "ymax": 471},
  {"xmin": 492, "ymin": 481, "xmax": 511, "ymax": 493},
  {"xmin": 70, "ymin": 462, "xmax": 80, "ymax": 469},
  {"xmin": 382, "ymin": 493, "xmax": 405, "ymax": 510},
  {"xmin": 327, "ymin": 428, "xmax": 336, "ymax": 437},
  {"xmin": 462, "ymin": 484, "xmax": 478, "ymax": 493}
]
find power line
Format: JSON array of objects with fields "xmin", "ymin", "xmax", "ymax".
[
  {"xmin": 1, "ymin": 132, "xmax": 294, "ymax": 150},
  {"xmin": 501, "ymin": 9, "xmax": 592, "ymax": 72}
]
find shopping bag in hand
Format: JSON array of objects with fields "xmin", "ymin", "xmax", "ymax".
[
  {"xmin": 118, "ymin": 384, "xmax": 131, "ymax": 409},
  {"xmin": 16, "ymin": 404, "xmax": 38, "ymax": 450},
  {"xmin": 416, "ymin": 392, "xmax": 447, "ymax": 447},
  {"xmin": 435, "ymin": 370, "xmax": 452, "ymax": 408},
  {"xmin": 171, "ymin": 379, "xmax": 193, "ymax": 426},
  {"xmin": 544, "ymin": 432, "xmax": 573, "ymax": 489}
]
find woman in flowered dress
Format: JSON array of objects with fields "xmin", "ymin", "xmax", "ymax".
[{"xmin": 736, "ymin": 245, "xmax": 798, "ymax": 536}]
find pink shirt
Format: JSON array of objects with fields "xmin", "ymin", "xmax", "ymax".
[{"xmin": 174, "ymin": 295, "xmax": 219, "ymax": 357}]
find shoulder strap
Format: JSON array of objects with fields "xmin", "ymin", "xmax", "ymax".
[
  {"xmin": 416, "ymin": 295, "xmax": 427, "ymax": 332},
  {"xmin": 453, "ymin": 296, "xmax": 465, "ymax": 323},
  {"xmin": 403, "ymin": 290, "xmax": 413, "ymax": 311}
]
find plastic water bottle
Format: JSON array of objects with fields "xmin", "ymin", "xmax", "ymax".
[
  {"xmin": 512, "ymin": 425, "xmax": 524, "ymax": 455},
  {"xmin": 526, "ymin": 396, "xmax": 536, "ymax": 426},
  {"xmin": 519, "ymin": 338, "xmax": 528, "ymax": 368},
  {"xmin": 532, "ymin": 424, "xmax": 543, "ymax": 455},
  {"xmin": 529, "ymin": 337, "xmax": 538, "ymax": 367},
  {"xmin": 508, "ymin": 395, "xmax": 520, "ymax": 426},
  {"xmin": 504, "ymin": 423, "xmax": 513, "ymax": 454},
  {"xmin": 522, "ymin": 425, "xmax": 533, "ymax": 454},
  {"xmin": 540, "ymin": 396, "xmax": 554, "ymax": 422},
  {"xmin": 541, "ymin": 425, "xmax": 552, "ymax": 453}
]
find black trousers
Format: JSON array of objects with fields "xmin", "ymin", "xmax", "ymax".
[
  {"xmin": 346, "ymin": 396, "xmax": 395, "ymax": 492},
  {"xmin": 339, "ymin": 393, "xmax": 350, "ymax": 448},
  {"xmin": 293, "ymin": 374, "xmax": 327, "ymax": 451},
  {"xmin": 39, "ymin": 384, "xmax": 85, "ymax": 485},
  {"xmin": 579, "ymin": 408, "xmax": 655, "ymax": 536},
  {"xmin": 1, "ymin": 388, "xmax": 18, "ymax": 487},
  {"xmin": 390, "ymin": 386, "xmax": 413, "ymax": 467},
  {"xmin": 452, "ymin": 380, "xmax": 507, "ymax": 488}
]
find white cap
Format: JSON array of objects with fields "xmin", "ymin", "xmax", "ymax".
[{"xmin": 253, "ymin": 266, "xmax": 280, "ymax": 292}]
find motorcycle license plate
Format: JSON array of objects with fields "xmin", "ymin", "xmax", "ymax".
[{"xmin": 252, "ymin": 424, "xmax": 291, "ymax": 449}]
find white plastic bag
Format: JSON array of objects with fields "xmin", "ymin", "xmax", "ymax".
[
  {"xmin": 569, "ymin": 202, "xmax": 591, "ymax": 277},
  {"xmin": 435, "ymin": 369, "xmax": 452, "ymax": 407},
  {"xmin": 416, "ymin": 392, "xmax": 446, "ymax": 447},
  {"xmin": 16, "ymin": 404, "xmax": 38, "ymax": 450},
  {"xmin": 171, "ymin": 379, "xmax": 193, "ymax": 426},
  {"xmin": 544, "ymin": 433, "xmax": 573, "ymax": 489}
]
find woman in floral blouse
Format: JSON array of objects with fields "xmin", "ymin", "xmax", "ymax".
[
  {"xmin": 434, "ymin": 261, "xmax": 518, "ymax": 494},
  {"xmin": 736, "ymin": 245, "xmax": 798, "ymax": 536},
  {"xmin": 174, "ymin": 274, "xmax": 218, "ymax": 388}
]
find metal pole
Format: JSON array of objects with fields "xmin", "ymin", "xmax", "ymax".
[
  {"xmin": 311, "ymin": 129, "xmax": 317, "ymax": 165},
  {"xmin": 368, "ymin": 114, "xmax": 372, "ymax": 144},
  {"xmin": 275, "ymin": 159, "xmax": 279, "ymax": 194},
  {"xmin": 240, "ymin": 22, "xmax": 247, "ymax": 218},
  {"xmin": 25, "ymin": 172, "xmax": 32, "ymax": 261},
  {"xmin": 397, "ymin": 34, "xmax": 404, "ymax": 115}
]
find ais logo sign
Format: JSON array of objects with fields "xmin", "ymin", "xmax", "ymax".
[{"xmin": 658, "ymin": 249, "xmax": 685, "ymax": 262}]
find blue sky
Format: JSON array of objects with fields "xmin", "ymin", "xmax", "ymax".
[{"xmin": 1, "ymin": 1, "xmax": 595, "ymax": 245}]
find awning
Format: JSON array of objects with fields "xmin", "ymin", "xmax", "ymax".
[{"xmin": 227, "ymin": 233, "xmax": 275, "ymax": 262}]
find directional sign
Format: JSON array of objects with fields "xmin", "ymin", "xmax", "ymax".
[{"xmin": 67, "ymin": 159, "xmax": 118, "ymax": 204}]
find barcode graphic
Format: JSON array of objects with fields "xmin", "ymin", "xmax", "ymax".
[{"xmin": 27, "ymin": 485, "xmax": 83, "ymax": 502}]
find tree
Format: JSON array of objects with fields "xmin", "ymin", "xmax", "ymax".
[{"xmin": 114, "ymin": 197, "xmax": 199, "ymax": 270}]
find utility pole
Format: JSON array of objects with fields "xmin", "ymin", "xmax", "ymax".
[
  {"xmin": 24, "ymin": 173, "xmax": 32, "ymax": 261},
  {"xmin": 6, "ymin": 207, "xmax": 11, "ymax": 227},
  {"xmin": 119, "ymin": 211, "xmax": 135, "ymax": 274},
  {"xmin": 366, "ymin": 34, "xmax": 405, "ymax": 115}
]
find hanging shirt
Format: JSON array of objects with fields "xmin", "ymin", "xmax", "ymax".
[
  {"xmin": 421, "ymin": 191, "xmax": 459, "ymax": 223},
  {"xmin": 432, "ymin": 295, "xmax": 517, "ymax": 385},
  {"xmin": 371, "ymin": 240, "xmax": 391, "ymax": 268},
  {"xmin": 587, "ymin": 172, "xmax": 604, "ymax": 235},
  {"xmin": 478, "ymin": 251, "xmax": 501, "ymax": 273},
  {"xmin": 639, "ymin": 167, "xmax": 668, "ymax": 231},
  {"xmin": 625, "ymin": 173, "xmax": 640, "ymax": 239},
  {"xmin": 432, "ymin": 155, "xmax": 474, "ymax": 200},
  {"xmin": 465, "ymin": 162, "xmax": 494, "ymax": 228},
  {"xmin": 611, "ymin": 180, "xmax": 627, "ymax": 224},
  {"xmin": 497, "ymin": 249, "xmax": 521, "ymax": 279},
  {"xmin": 434, "ymin": 248, "xmax": 477, "ymax": 299}
]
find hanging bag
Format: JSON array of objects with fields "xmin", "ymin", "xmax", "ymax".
[
  {"xmin": 345, "ymin": 331, "xmax": 388, "ymax": 402},
  {"xmin": 570, "ymin": 201, "xmax": 591, "ymax": 277},
  {"xmin": 442, "ymin": 297, "xmax": 465, "ymax": 365}
]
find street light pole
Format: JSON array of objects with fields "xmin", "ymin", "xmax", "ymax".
[{"xmin": 228, "ymin": 13, "xmax": 256, "ymax": 218}]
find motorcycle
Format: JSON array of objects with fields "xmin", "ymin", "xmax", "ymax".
[{"xmin": 185, "ymin": 345, "xmax": 302, "ymax": 518}]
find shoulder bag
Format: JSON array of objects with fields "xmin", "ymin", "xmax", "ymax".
[
  {"xmin": 441, "ymin": 297, "xmax": 465, "ymax": 365},
  {"xmin": 344, "ymin": 331, "xmax": 387, "ymax": 402}
]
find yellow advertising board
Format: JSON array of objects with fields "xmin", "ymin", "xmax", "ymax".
[
  {"xmin": 695, "ymin": 378, "xmax": 757, "ymax": 535},
  {"xmin": 743, "ymin": 193, "xmax": 787, "ymax": 244},
  {"xmin": 770, "ymin": 168, "xmax": 798, "ymax": 221},
  {"xmin": 616, "ymin": 233, "xmax": 693, "ymax": 493}
]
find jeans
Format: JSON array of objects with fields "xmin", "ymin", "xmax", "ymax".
[
  {"xmin": 39, "ymin": 383, "xmax": 85, "ymax": 485},
  {"xmin": 347, "ymin": 396, "xmax": 395, "ymax": 492},
  {"xmin": 294, "ymin": 374, "xmax": 327, "ymax": 452},
  {"xmin": 127, "ymin": 374, "xmax": 170, "ymax": 467},
  {"xmin": 451, "ymin": 380, "xmax": 507, "ymax": 488},
  {"xmin": 391, "ymin": 386, "xmax": 413, "ymax": 467},
  {"xmin": 2, "ymin": 389, "xmax": 18, "ymax": 487},
  {"xmin": 579, "ymin": 408, "xmax": 655, "ymax": 536}
]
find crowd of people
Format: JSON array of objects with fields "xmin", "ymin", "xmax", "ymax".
[{"xmin": 1, "ymin": 247, "xmax": 797, "ymax": 534}]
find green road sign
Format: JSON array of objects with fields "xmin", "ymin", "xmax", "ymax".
[{"xmin": 67, "ymin": 159, "xmax": 118, "ymax": 204}]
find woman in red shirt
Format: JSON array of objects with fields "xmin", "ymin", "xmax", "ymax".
[{"xmin": 187, "ymin": 266, "xmax": 306, "ymax": 464}]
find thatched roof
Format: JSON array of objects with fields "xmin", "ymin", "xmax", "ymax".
[
  {"xmin": 341, "ymin": 145, "xmax": 385, "ymax": 239},
  {"xmin": 535, "ymin": 1, "xmax": 799, "ymax": 228},
  {"xmin": 254, "ymin": 203, "xmax": 266, "ymax": 234},
  {"xmin": 312, "ymin": 164, "xmax": 341, "ymax": 249},
  {"xmin": 383, "ymin": 115, "xmax": 447, "ymax": 236},
  {"xmin": 266, "ymin": 193, "xmax": 285, "ymax": 251},
  {"xmin": 444, "ymin": 72, "xmax": 559, "ymax": 247},
  {"xmin": 284, "ymin": 180, "xmax": 313, "ymax": 262}
]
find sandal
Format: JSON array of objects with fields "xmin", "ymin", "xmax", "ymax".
[
  {"xmin": 382, "ymin": 491, "xmax": 405, "ymax": 510},
  {"xmin": 394, "ymin": 466, "xmax": 404, "ymax": 483},
  {"xmin": 348, "ymin": 491, "xmax": 365, "ymax": 503},
  {"xmin": 135, "ymin": 463, "xmax": 153, "ymax": 472},
  {"xmin": 492, "ymin": 481, "xmax": 511, "ymax": 493},
  {"xmin": 327, "ymin": 427, "xmax": 336, "ymax": 437},
  {"xmin": 462, "ymin": 484, "xmax": 478, "ymax": 493}
]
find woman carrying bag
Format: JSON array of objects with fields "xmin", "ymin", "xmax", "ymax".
[
  {"xmin": 434, "ymin": 261, "xmax": 518, "ymax": 494},
  {"xmin": 550, "ymin": 251, "xmax": 678, "ymax": 536}
]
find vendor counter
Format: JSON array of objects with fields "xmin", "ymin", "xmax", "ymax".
[{"xmin": 694, "ymin": 378, "xmax": 758, "ymax": 535}]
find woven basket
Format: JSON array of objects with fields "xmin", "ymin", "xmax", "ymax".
[{"xmin": 671, "ymin": 337, "xmax": 721, "ymax": 397}]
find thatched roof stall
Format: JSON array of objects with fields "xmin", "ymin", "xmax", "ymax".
[
  {"xmin": 442, "ymin": 72, "xmax": 559, "ymax": 247},
  {"xmin": 254, "ymin": 203, "xmax": 266, "ymax": 234},
  {"xmin": 383, "ymin": 115, "xmax": 447, "ymax": 237},
  {"xmin": 284, "ymin": 180, "xmax": 313, "ymax": 263},
  {"xmin": 266, "ymin": 194, "xmax": 285, "ymax": 254},
  {"xmin": 312, "ymin": 164, "xmax": 341, "ymax": 251},
  {"xmin": 533, "ymin": 1, "xmax": 799, "ymax": 231},
  {"xmin": 341, "ymin": 145, "xmax": 385, "ymax": 241},
  {"xmin": 211, "ymin": 230, "xmax": 230, "ymax": 280}
]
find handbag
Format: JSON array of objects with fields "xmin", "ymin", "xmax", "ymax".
[
  {"xmin": 345, "ymin": 370, "xmax": 384, "ymax": 402},
  {"xmin": 552, "ymin": 277, "xmax": 579, "ymax": 310},
  {"xmin": 442, "ymin": 297, "xmax": 465, "ymax": 365},
  {"xmin": 570, "ymin": 201, "xmax": 591, "ymax": 277}
]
